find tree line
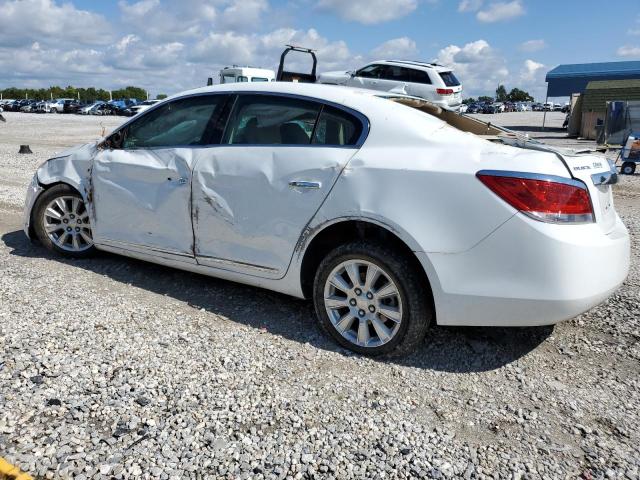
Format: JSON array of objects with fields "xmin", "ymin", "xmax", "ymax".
[
  {"xmin": 463, "ymin": 85, "xmax": 535, "ymax": 104},
  {"xmin": 0, "ymin": 85, "xmax": 167, "ymax": 102}
]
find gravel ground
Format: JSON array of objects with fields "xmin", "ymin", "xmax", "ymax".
[{"xmin": 1, "ymin": 112, "xmax": 639, "ymax": 479}]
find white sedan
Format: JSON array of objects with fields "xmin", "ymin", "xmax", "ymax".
[{"xmin": 23, "ymin": 82, "xmax": 630, "ymax": 356}]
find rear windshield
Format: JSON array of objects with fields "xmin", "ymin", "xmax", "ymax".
[{"xmin": 439, "ymin": 71, "xmax": 460, "ymax": 87}]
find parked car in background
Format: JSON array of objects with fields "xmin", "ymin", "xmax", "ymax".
[
  {"xmin": 125, "ymin": 99, "xmax": 161, "ymax": 117},
  {"xmin": 220, "ymin": 66, "xmax": 276, "ymax": 83},
  {"xmin": 553, "ymin": 104, "xmax": 563, "ymax": 112},
  {"xmin": 20, "ymin": 100, "xmax": 38, "ymax": 112},
  {"xmin": 35, "ymin": 101, "xmax": 55, "ymax": 113},
  {"xmin": 561, "ymin": 103, "xmax": 571, "ymax": 113},
  {"xmin": 80, "ymin": 102, "xmax": 105, "ymax": 115},
  {"xmin": 63, "ymin": 100, "xmax": 83, "ymax": 114},
  {"xmin": 317, "ymin": 60, "xmax": 463, "ymax": 110},
  {"xmin": 482, "ymin": 103, "xmax": 500, "ymax": 114},
  {"xmin": 531, "ymin": 103, "xmax": 543, "ymax": 111},
  {"xmin": 515, "ymin": 102, "xmax": 530, "ymax": 112},
  {"xmin": 459, "ymin": 103, "xmax": 468, "ymax": 113},
  {"xmin": 465, "ymin": 103, "xmax": 482, "ymax": 114},
  {"xmin": 23, "ymin": 82, "xmax": 629, "ymax": 356},
  {"xmin": 48, "ymin": 98, "xmax": 73, "ymax": 113}
]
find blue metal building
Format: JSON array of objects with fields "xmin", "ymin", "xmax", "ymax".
[{"xmin": 545, "ymin": 61, "xmax": 640, "ymax": 97}]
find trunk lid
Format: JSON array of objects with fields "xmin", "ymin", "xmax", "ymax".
[
  {"xmin": 560, "ymin": 152, "xmax": 617, "ymax": 233},
  {"xmin": 506, "ymin": 139, "xmax": 617, "ymax": 233}
]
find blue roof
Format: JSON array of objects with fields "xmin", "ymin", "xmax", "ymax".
[{"xmin": 545, "ymin": 61, "xmax": 640, "ymax": 97}]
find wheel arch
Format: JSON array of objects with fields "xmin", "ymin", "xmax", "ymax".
[
  {"xmin": 28, "ymin": 180, "xmax": 85, "ymax": 240},
  {"xmin": 298, "ymin": 218, "xmax": 435, "ymax": 315}
]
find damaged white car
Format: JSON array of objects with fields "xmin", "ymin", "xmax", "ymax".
[{"xmin": 23, "ymin": 82, "xmax": 630, "ymax": 356}]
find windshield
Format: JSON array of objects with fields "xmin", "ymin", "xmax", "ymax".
[{"xmin": 439, "ymin": 71, "xmax": 460, "ymax": 87}]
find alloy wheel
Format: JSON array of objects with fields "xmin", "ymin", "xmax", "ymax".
[
  {"xmin": 42, "ymin": 195, "xmax": 93, "ymax": 252},
  {"xmin": 323, "ymin": 259, "xmax": 403, "ymax": 348}
]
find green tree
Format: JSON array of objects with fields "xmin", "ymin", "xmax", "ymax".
[
  {"xmin": 506, "ymin": 88, "xmax": 534, "ymax": 102},
  {"xmin": 462, "ymin": 97, "xmax": 476, "ymax": 105},
  {"xmin": 495, "ymin": 85, "xmax": 508, "ymax": 102},
  {"xmin": 478, "ymin": 95, "xmax": 494, "ymax": 103},
  {"xmin": 112, "ymin": 86, "xmax": 147, "ymax": 101},
  {"xmin": 156, "ymin": 94, "xmax": 168, "ymax": 100}
]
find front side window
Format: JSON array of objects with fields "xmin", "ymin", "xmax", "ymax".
[
  {"xmin": 122, "ymin": 95, "xmax": 225, "ymax": 149},
  {"xmin": 251, "ymin": 77, "xmax": 269, "ymax": 82},
  {"xmin": 312, "ymin": 106, "xmax": 362, "ymax": 147},
  {"xmin": 221, "ymin": 74, "xmax": 236, "ymax": 84},
  {"xmin": 356, "ymin": 64, "xmax": 386, "ymax": 79},
  {"xmin": 237, "ymin": 76, "xmax": 249, "ymax": 82},
  {"xmin": 223, "ymin": 95, "xmax": 321, "ymax": 145}
]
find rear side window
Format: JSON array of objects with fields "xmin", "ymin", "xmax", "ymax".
[
  {"xmin": 410, "ymin": 70, "xmax": 432, "ymax": 84},
  {"xmin": 439, "ymin": 71, "xmax": 460, "ymax": 87},
  {"xmin": 312, "ymin": 106, "xmax": 362, "ymax": 147},
  {"xmin": 251, "ymin": 77, "xmax": 269, "ymax": 82},
  {"xmin": 381, "ymin": 66, "xmax": 413, "ymax": 83},
  {"xmin": 223, "ymin": 95, "xmax": 321, "ymax": 145},
  {"xmin": 122, "ymin": 95, "xmax": 225, "ymax": 148}
]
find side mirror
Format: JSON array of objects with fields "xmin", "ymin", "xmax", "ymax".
[
  {"xmin": 102, "ymin": 130, "xmax": 124, "ymax": 150},
  {"xmin": 349, "ymin": 71, "xmax": 356, "ymax": 77}
]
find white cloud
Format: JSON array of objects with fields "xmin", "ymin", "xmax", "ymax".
[
  {"xmin": 219, "ymin": 0, "xmax": 269, "ymax": 30},
  {"xmin": 434, "ymin": 40, "xmax": 509, "ymax": 97},
  {"xmin": 458, "ymin": 0, "xmax": 483, "ymax": 12},
  {"xmin": 371, "ymin": 37, "xmax": 418, "ymax": 59},
  {"xmin": 476, "ymin": 1, "xmax": 524, "ymax": 23},
  {"xmin": 118, "ymin": 0, "xmax": 218, "ymax": 39},
  {"xmin": 519, "ymin": 39, "xmax": 545, "ymax": 52},
  {"xmin": 0, "ymin": 0, "xmax": 112, "ymax": 47},
  {"xmin": 118, "ymin": 0, "xmax": 159, "ymax": 16},
  {"xmin": 520, "ymin": 59, "xmax": 544, "ymax": 82},
  {"xmin": 617, "ymin": 45, "xmax": 640, "ymax": 57},
  {"xmin": 317, "ymin": 0, "xmax": 417, "ymax": 24}
]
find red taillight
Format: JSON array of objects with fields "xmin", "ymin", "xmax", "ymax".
[
  {"xmin": 436, "ymin": 88, "xmax": 454, "ymax": 95},
  {"xmin": 477, "ymin": 172, "xmax": 594, "ymax": 224}
]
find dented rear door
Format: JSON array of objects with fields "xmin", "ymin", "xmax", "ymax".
[{"xmin": 192, "ymin": 146, "xmax": 356, "ymax": 278}]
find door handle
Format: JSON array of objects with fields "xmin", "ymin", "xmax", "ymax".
[{"xmin": 289, "ymin": 180, "xmax": 321, "ymax": 189}]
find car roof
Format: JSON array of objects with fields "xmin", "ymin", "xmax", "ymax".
[
  {"xmin": 373, "ymin": 60, "xmax": 452, "ymax": 72},
  {"xmin": 176, "ymin": 82, "xmax": 387, "ymax": 107}
]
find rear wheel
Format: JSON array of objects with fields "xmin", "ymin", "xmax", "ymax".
[
  {"xmin": 621, "ymin": 162, "xmax": 636, "ymax": 175},
  {"xmin": 33, "ymin": 184, "xmax": 96, "ymax": 258},
  {"xmin": 313, "ymin": 241, "xmax": 431, "ymax": 356}
]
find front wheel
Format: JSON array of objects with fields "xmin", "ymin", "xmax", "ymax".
[
  {"xmin": 313, "ymin": 242, "xmax": 432, "ymax": 356},
  {"xmin": 32, "ymin": 184, "xmax": 96, "ymax": 258},
  {"xmin": 621, "ymin": 161, "xmax": 636, "ymax": 175}
]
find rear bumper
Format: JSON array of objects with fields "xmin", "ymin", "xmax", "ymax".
[{"xmin": 419, "ymin": 213, "xmax": 630, "ymax": 326}]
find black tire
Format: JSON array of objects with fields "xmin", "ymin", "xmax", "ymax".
[
  {"xmin": 621, "ymin": 162, "xmax": 636, "ymax": 175},
  {"xmin": 32, "ymin": 184, "xmax": 96, "ymax": 258},
  {"xmin": 313, "ymin": 241, "xmax": 432, "ymax": 357}
]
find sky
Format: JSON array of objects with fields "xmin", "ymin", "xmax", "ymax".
[{"xmin": 1, "ymin": 0, "xmax": 639, "ymax": 100}]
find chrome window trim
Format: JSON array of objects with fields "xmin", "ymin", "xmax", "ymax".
[{"xmin": 107, "ymin": 90, "xmax": 370, "ymax": 150}]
